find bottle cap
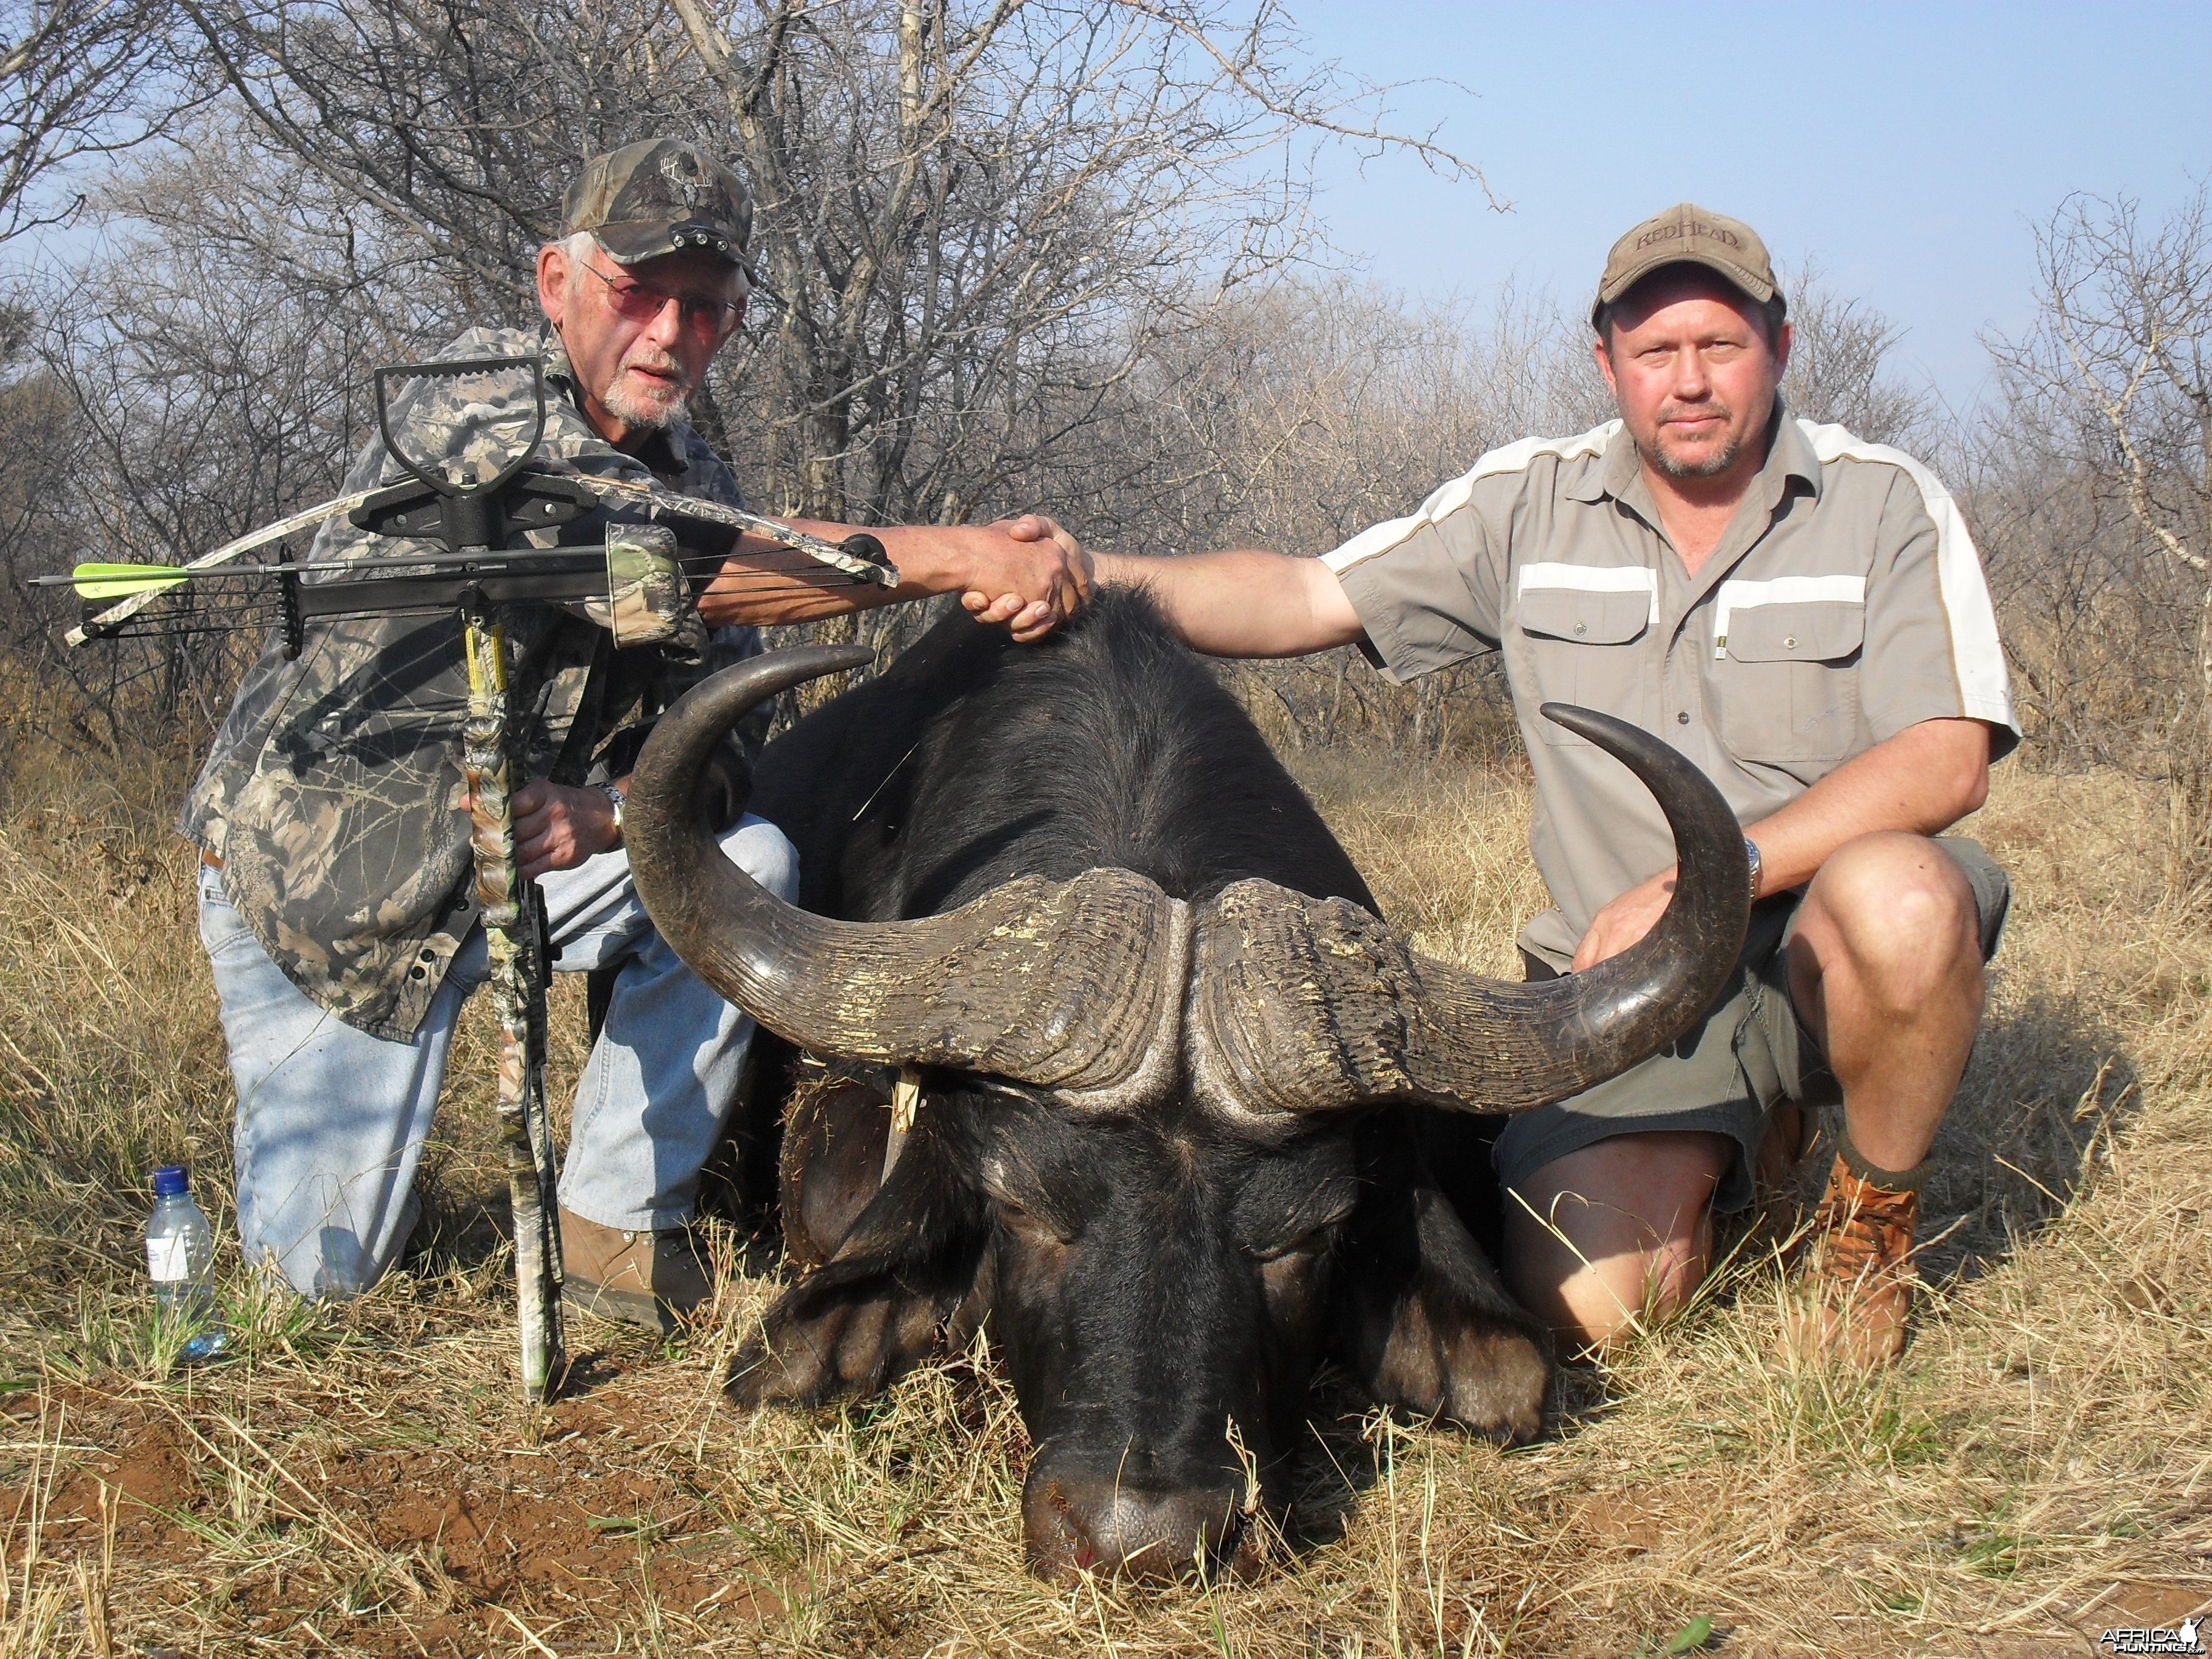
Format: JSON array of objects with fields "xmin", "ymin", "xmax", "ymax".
[{"xmin": 152, "ymin": 1165, "xmax": 189, "ymax": 1197}]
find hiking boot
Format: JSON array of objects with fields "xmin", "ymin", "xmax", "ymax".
[
  {"xmin": 1781, "ymin": 1151, "xmax": 1922, "ymax": 1367},
  {"xmin": 559, "ymin": 1208, "xmax": 713, "ymax": 1336}
]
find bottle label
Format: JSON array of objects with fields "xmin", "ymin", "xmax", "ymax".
[{"xmin": 147, "ymin": 1235, "xmax": 192, "ymax": 1282}]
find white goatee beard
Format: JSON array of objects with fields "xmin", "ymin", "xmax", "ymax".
[{"xmin": 602, "ymin": 372, "xmax": 694, "ymax": 432}]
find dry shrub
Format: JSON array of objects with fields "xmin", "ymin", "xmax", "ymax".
[{"xmin": 1, "ymin": 739, "xmax": 2207, "ymax": 1657}]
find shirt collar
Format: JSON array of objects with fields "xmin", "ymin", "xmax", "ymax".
[
  {"xmin": 1567, "ymin": 395, "xmax": 1819, "ymax": 508},
  {"xmin": 537, "ymin": 324, "xmax": 578, "ymax": 392},
  {"xmin": 1763, "ymin": 397, "xmax": 1822, "ymax": 503},
  {"xmin": 1590, "ymin": 423, "xmax": 1643, "ymax": 503}
]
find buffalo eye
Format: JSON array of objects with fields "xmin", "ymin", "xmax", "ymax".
[
  {"xmin": 1255, "ymin": 1220, "xmax": 1340, "ymax": 1321},
  {"xmin": 1248, "ymin": 1216, "xmax": 1344, "ymax": 1265},
  {"xmin": 977, "ymin": 1152, "xmax": 1081, "ymax": 1245},
  {"xmin": 992, "ymin": 1198, "xmax": 1074, "ymax": 1246}
]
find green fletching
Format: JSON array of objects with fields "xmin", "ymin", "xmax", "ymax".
[{"xmin": 71, "ymin": 563, "xmax": 191, "ymax": 600}]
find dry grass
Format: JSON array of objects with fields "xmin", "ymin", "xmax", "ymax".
[{"xmin": 1, "ymin": 734, "xmax": 2208, "ymax": 1657}]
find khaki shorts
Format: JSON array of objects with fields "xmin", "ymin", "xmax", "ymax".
[{"xmin": 1493, "ymin": 837, "xmax": 2011, "ymax": 1213}]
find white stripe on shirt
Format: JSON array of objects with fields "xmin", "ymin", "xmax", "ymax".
[
  {"xmin": 1798, "ymin": 420, "xmax": 2016, "ymax": 730},
  {"xmin": 1712, "ymin": 574, "xmax": 1867, "ymax": 659},
  {"xmin": 1516, "ymin": 561, "xmax": 1660, "ymax": 625},
  {"xmin": 1321, "ymin": 421, "xmax": 1621, "ymax": 575}
]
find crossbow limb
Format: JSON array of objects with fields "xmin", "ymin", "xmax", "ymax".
[{"xmin": 63, "ymin": 471, "xmax": 897, "ymax": 648}]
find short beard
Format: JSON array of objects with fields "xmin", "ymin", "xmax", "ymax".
[
  {"xmin": 1645, "ymin": 431, "xmax": 1742, "ymax": 479},
  {"xmin": 600, "ymin": 372, "xmax": 692, "ymax": 432}
]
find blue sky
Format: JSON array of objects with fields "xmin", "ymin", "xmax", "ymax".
[{"xmin": 1289, "ymin": 1, "xmax": 2212, "ymax": 411}]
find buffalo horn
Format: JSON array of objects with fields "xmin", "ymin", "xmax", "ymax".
[
  {"xmin": 1185, "ymin": 703, "xmax": 1752, "ymax": 1118},
  {"xmin": 625, "ymin": 648, "xmax": 1188, "ymax": 1099}
]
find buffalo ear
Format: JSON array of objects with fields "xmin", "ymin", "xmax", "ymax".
[
  {"xmin": 731, "ymin": 1121, "xmax": 990, "ymax": 1408},
  {"xmin": 778, "ymin": 1065, "xmax": 896, "ymax": 1269},
  {"xmin": 1330, "ymin": 1113, "xmax": 1552, "ymax": 1444}
]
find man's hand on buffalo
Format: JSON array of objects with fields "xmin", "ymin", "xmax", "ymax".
[{"xmin": 510, "ymin": 777, "xmax": 625, "ymax": 879}]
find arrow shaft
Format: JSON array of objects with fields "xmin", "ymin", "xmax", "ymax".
[{"xmin": 582, "ymin": 475, "xmax": 896, "ymax": 586}]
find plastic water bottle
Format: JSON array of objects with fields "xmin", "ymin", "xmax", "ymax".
[{"xmin": 146, "ymin": 1165, "xmax": 226, "ymax": 1361}]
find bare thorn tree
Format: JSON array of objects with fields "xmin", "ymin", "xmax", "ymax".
[
  {"xmin": 662, "ymin": 0, "xmax": 1492, "ymax": 533},
  {"xmin": 1, "ymin": 0, "xmax": 197, "ymax": 242},
  {"xmin": 1994, "ymin": 187, "xmax": 2212, "ymax": 896},
  {"xmin": 1777, "ymin": 259, "xmax": 1937, "ymax": 451}
]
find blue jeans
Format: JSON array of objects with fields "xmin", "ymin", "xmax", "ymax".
[{"xmin": 198, "ymin": 816, "xmax": 799, "ymax": 1298}]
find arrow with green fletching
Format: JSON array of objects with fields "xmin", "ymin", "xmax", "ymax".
[
  {"xmin": 62, "ymin": 563, "xmax": 196, "ymax": 601},
  {"xmin": 59, "ymin": 484, "xmax": 389, "ymax": 647}
]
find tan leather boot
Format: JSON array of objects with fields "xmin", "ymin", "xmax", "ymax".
[
  {"xmin": 1781, "ymin": 1150, "xmax": 1924, "ymax": 1367},
  {"xmin": 559, "ymin": 1208, "xmax": 712, "ymax": 1336}
]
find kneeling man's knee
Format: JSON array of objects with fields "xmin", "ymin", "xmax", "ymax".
[
  {"xmin": 1503, "ymin": 1131, "xmax": 1730, "ymax": 1355},
  {"xmin": 722, "ymin": 814, "xmax": 800, "ymax": 903},
  {"xmin": 1806, "ymin": 833, "xmax": 1977, "ymax": 977}
]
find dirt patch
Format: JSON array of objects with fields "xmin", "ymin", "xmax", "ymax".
[
  {"xmin": 9, "ymin": 1401, "xmax": 204, "ymax": 1565},
  {"xmin": 0, "ymin": 1361, "xmax": 788, "ymax": 1657},
  {"xmin": 104, "ymin": 1420, "xmax": 196, "ymax": 1515},
  {"xmin": 1564, "ymin": 1477, "xmax": 1734, "ymax": 1563},
  {"xmin": 340, "ymin": 1447, "xmax": 721, "ymax": 1603},
  {"xmin": 1571, "ymin": 1487, "xmax": 1669, "ymax": 1554},
  {"xmin": 2077, "ymin": 1581, "xmax": 2210, "ymax": 1636}
]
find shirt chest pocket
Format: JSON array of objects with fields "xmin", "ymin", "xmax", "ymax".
[
  {"xmin": 1714, "ymin": 597, "xmax": 1865, "ymax": 765},
  {"xmin": 1517, "ymin": 583, "xmax": 1658, "ymax": 745}
]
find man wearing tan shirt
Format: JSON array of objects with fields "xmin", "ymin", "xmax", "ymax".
[{"xmin": 1023, "ymin": 204, "xmax": 2016, "ymax": 1366}]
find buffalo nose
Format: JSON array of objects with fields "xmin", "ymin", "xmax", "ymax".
[{"xmin": 1024, "ymin": 1471, "xmax": 1248, "ymax": 1581}]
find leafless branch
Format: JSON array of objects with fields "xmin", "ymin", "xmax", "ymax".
[{"xmin": 0, "ymin": 0, "xmax": 198, "ymax": 241}]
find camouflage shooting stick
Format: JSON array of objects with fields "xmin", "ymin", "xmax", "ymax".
[
  {"xmin": 49, "ymin": 352, "xmax": 896, "ymax": 1402},
  {"xmin": 370, "ymin": 357, "xmax": 575, "ymax": 1404},
  {"xmin": 461, "ymin": 597, "xmax": 564, "ymax": 1401}
]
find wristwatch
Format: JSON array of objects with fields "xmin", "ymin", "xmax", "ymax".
[
  {"xmin": 1743, "ymin": 836, "xmax": 1763, "ymax": 898},
  {"xmin": 598, "ymin": 782, "xmax": 627, "ymax": 850}
]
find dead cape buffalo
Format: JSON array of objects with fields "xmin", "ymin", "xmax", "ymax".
[{"xmin": 624, "ymin": 588, "xmax": 1749, "ymax": 1580}]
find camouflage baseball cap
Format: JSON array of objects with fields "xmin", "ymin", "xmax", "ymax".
[
  {"xmin": 563, "ymin": 138, "xmax": 752, "ymax": 269},
  {"xmin": 1592, "ymin": 203, "xmax": 1782, "ymax": 328}
]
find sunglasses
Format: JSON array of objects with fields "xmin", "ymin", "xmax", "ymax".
[{"xmin": 580, "ymin": 261, "xmax": 743, "ymax": 339}]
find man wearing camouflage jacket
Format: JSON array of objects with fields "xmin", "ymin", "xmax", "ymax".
[{"xmin": 184, "ymin": 139, "xmax": 1088, "ymax": 1329}]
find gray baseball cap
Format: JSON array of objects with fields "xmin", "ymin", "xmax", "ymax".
[
  {"xmin": 1592, "ymin": 203, "xmax": 1782, "ymax": 328},
  {"xmin": 563, "ymin": 138, "xmax": 752, "ymax": 269}
]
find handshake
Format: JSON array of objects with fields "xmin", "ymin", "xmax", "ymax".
[
  {"xmin": 953, "ymin": 513, "xmax": 1091, "ymax": 643},
  {"xmin": 697, "ymin": 509, "xmax": 1094, "ymax": 643}
]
